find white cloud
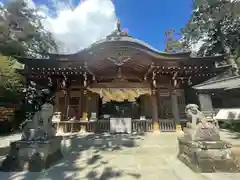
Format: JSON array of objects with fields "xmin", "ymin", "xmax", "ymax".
[
  {"xmin": 24, "ymin": 0, "xmax": 36, "ymax": 9},
  {"xmin": 26, "ymin": 0, "xmax": 117, "ymax": 54}
]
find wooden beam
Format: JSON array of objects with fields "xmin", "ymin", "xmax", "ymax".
[{"xmin": 144, "ymin": 63, "xmax": 156, "ymax": 80}]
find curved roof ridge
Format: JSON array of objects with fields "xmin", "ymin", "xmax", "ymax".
[
  {"xmin": 17, "ymin": 30, "xmax": 227, "ymax": 61},
  {"xmin": 45, "ymin": 29, "xmax": 192, "ymax": 58},
  {"xmin": 89, "ymin": 30, "xmax": 191, "ymax": 57}
]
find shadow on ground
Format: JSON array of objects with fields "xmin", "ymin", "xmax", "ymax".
[{"xmin": 2, "ymin": 133, "xmax": 145, "ymax": 180}]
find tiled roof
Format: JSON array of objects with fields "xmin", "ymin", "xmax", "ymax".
[{"xmin": 193, "ymin": 75, "xmax": 240, "ymax": 90}]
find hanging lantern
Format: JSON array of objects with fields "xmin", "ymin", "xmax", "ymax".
[
  {"xmin": 188, "ymin": 76, "xmax": 192, "ymax": 85},
  {"xmin": 152, "ymin": 71, "xmax": 156, "ymax": 88},
  {"xmin": 84, "ymin": 72, "xmax": 87, "ymax": 87},
  {"xmin": 48, "ymin": 77, "xmax": 52, "ymax": 87},
  {"xmin": 153, "ymin": 79, "xmax": 156, "ymax": 87},
  {"xmin": 173, "ymin": 79, "xmax": 177, "ymax": 87}
]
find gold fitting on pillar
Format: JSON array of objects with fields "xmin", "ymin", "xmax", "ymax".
[
  {"xmin": 176, "ymin": 124, "xmax": 182, "ymax": 132},
  {"xmin": 153, "ymin": 121, "xmax": 160, "ymax": 131}
]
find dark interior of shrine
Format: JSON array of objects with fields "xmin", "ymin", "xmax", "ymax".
[{"xmin": 99, "ymin": 98, "xmax": 141, "ymax": 118}]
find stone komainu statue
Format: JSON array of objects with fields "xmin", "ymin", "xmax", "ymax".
[
  {"xmin": 0, "ymin": 82, "xmax": 63, "ymax": 172},
  {"xmin": 185, "ymin": 104, "xmax": 208, "ymax": 128},
  {"xmin": 20, "ymin": 89, "xmax": 56, "ymax": 141},
  {"xmin": 177, "ymin": 104, "xmax": 240, "ymax": 173},
  {"xmin": 185, "ymin": 104, "xmax": 219, "ymax": 128},
  {"xmin": 183, "ymin": 104, "xmax": 220, "ymax": 141},
  {"xmin": 21, "ymin": 102, "xmax": 56, "ymax": 141}
]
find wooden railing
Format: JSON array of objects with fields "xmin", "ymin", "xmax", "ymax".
[
  {"xmin": 53, "ymin": 120, "xmax": 110, "ymax": 133},
  {"xmin": 53, "ymin": 119, "xmax": 176, "ymax": 133},
  {"xmin": 159, "ymin": 119, "xmax": 176, "ymax": 132},
  {"xmin": 132, "ymin": 119, "xmax": 153, "ymax": 133}
]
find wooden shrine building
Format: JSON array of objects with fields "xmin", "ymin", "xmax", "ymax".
[{"xmin": 15, "ymin": 22, "xmax": 234, "ymax": 132}]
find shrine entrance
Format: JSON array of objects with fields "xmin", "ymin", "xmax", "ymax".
[
  {"xmin": 88, "ymin": 83, "xmax": 151, "ymax": 119},
  {"xmin": 99, "ymin": 98, "xmax": 141, "ymax": 118}
]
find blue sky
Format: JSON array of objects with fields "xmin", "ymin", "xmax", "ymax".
[
  {"xmin": 112, "ymin": 0, "xmax": 193, "ymax": 50},
  {"xmin": 1, "ymin": 0, "xmax": 194, "ymax": 53}
]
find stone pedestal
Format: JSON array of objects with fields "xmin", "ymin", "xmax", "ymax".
[
  {"xmin": 183, "ymin": 126, "xmax": 220, "ymax": 141},
  {"xmin": 178, "ymin": 136, "xmax": 240, "ymax": 172},
  {"xmin": 0, "ymin": 136, "xmax": 63, "ymax": 172}
]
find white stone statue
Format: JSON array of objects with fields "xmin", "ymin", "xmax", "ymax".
[
  {"xmin": 184, "ymin": 104, "xmax": 220, "ymax": 141},
  {"xmin": 21, "ymin": 103, "xmax": 56, "ymax": 141},
  {"xmin": 185, "ymin": 104, "xmax": 208, "ymax": 128}
]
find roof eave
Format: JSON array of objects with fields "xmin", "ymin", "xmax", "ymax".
[{"xmin": 193, "ymin": 75, "xmax": 240, "ymax": 90}]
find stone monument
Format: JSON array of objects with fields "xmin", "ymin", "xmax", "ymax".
[
  {"xmin": 178, "ymin": 104, "xmax": 240, "ymax": 172},
  {"xmin": 0, "ymin": 81, "xmax": 63, "ymax": 172}
]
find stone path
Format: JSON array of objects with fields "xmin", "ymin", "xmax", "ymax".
[{"xmin": 0, "ymin": 132, "xmax": 239, "ymax": 180}]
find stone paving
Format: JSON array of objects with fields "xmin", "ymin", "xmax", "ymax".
[{"xmin": 0, "ymin": 132, "xmax": 239, "ymax": 180}]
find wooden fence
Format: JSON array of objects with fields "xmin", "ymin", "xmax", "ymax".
[
  {"xmin": 53, "ymin": 119, "xmax": 176, "ymax": 133},
  {"xmin": 159, "ymin": 119, "xmax": 176, "ymax": 132}
]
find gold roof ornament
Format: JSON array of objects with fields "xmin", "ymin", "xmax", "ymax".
[{"xmin": 117, "ymin": 20, "xmax": 121, "ymax": 32}]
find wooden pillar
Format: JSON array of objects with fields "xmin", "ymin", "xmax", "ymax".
[
  {"xmin": 79, "ymin": 89, "xmax": 88, "ymax": 132},
  {"xmin": 171, "ymin": 89, "xmax": 181, "ymax": 131},
  {"xmin": 54, "ymin": 91, "xmax": 59, "ymax": 112},
  {"xmin": 151, "ymin": 89, "xmax": 160, "ymax": 132},
  {"xmin": 63, "ymin": 89, "xmax": 70, "ymax": 121},
  {"xmin": 88, "ymin": 92, "xmax": 99, "ymax": 118},
  {"xmin": 198, "ymin": 93, "xmax": 213, "ymax": 112},
  {"xmin": 82, "ymin": 89, "xmax": 88, "ymax": 121},
  {"xmin": 77, "ymin": 89, "xmax": 82, "ymax": 120},
  {"xmin": 80, "ymin": 88, "xmax": 84, "ymax": 118},
  {"xmin": 66, "ymin": 88, "xmax": 71, "ymax": 119}
]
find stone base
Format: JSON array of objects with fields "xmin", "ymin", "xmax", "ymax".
[
  {"xmin": 183, "ymin": 127, "xmax": 220, "ymax": 141},
  {"xmin": 178, "ymin": 137, "xmax": 240, "ymax": 173},
  {"xmin": 0, "ymin": 136, "xmax": 63, "ymax": 172}
]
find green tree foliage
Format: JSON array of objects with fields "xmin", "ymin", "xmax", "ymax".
[
  {"xmin": 0, "ymin": 55, "xmax": 23, "ymax": 102},
  {"xmin": 181, "ymin": 0, "xmax": 240, "ymax": 61},
  {"xmin": 164, "ymin": 29, "xmax": 188, "ymax": 53},
  {"xmin": 0, "ymin": 0, "xmax": 58, "ymax": 103},
  {"xmin": 0, "ymin": 0, "xmax": 58, "ymax": 57}
]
